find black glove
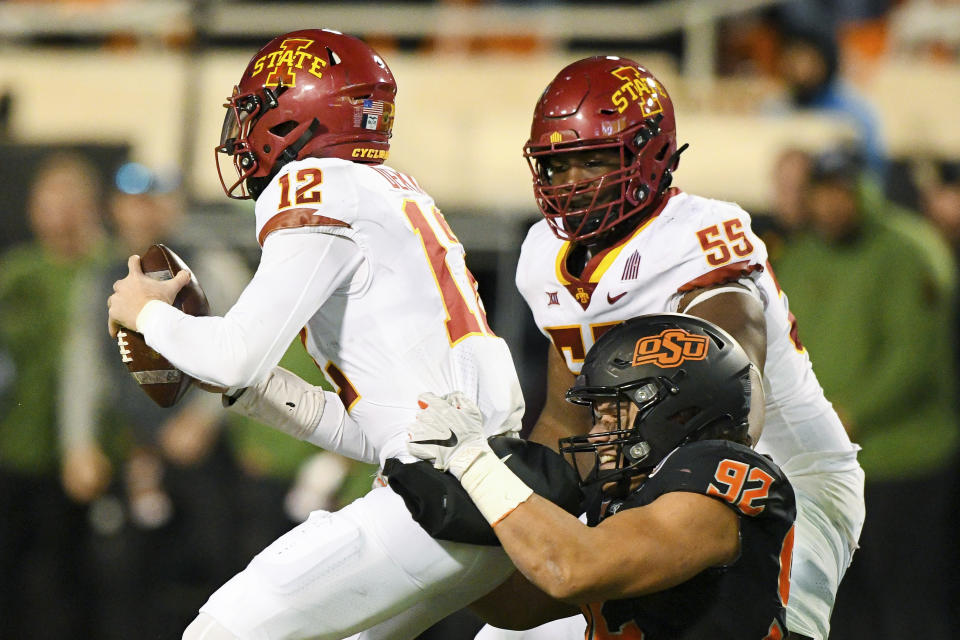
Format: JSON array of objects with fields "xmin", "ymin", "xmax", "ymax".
[{"xmin": 386, "ymin": 436, "xmax": 584, "ymax": 545}]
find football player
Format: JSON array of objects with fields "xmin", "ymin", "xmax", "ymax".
[
  {"xmin": 477, "ymin": 56, "xmax": 865, "ymax": 640},
  {"xmin": 408, "ymin": 314, "xmax": 797, "ymax": 639},
  {"xmin": 107, "ymin": 29, "xmax": 525, "ymax": 639}
]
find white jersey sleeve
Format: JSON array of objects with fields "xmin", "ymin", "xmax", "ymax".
[
  {"xmin": 139, "ymin": 231, "xmax": 364, "ymax": 389},
  {"xmin": 652, "ymin": 196, "xmax": 768, "ymax": 309}
]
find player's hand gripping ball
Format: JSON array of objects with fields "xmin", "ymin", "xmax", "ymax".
[{"xmin": 115, "ymin": 244, "xmax": 209, "ymax": 407}]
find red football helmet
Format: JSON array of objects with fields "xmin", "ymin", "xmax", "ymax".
[
  {"xmin": 524, "ymin": 56, "xmax": 686, "ymax": 242},
  {"xmin": 216, "ymin": 29, "xmax": 397, "ymax": 199}
]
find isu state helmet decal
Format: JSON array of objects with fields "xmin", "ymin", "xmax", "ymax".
[
  {"xmin": 610, "ymin": 65, "xmax": 665, "ymax": 117},
  {"xmin": 250, "ymin": 37, "xmax": 329, "ymax": 86}
]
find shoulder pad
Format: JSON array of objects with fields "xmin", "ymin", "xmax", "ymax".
[{"xmin": 642, "ymin": 440, "xmax": 794, "ymax": 519}]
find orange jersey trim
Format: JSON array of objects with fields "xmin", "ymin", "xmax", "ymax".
[
  {"xmin": 676, "ymin": 260, "xmax": 763, "ymax": 293},
  {"xmin": 258, "ymin": 208, "xmax": 351, "ymax": 246}
]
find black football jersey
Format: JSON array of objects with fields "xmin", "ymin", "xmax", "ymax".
[{"xmin": 582, "ymin": 440, "xmax": 796, "ymax": 640}]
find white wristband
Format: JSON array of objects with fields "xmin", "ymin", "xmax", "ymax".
[
  {"xmin": 459, "ymin": 449, "xmax": 534, "ymax": 525},
  {"xmin": 135, "ymin": 299, "xmax": 170, "ymax": 333}
]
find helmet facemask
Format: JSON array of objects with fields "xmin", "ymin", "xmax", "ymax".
[
  {"xmin": 525, "ymin": 114, "xmax": 686, "ymax": 244},
  {"xmin": 560, "ymin": 378, "xmax": 664, "ymax": 494},
  {"xmin": 560, "ymin": 369, "xmax": 737, "ymax": 497},
  {"xmin": 216, "ymin": 86, "xmax": 276, "ymax": 199},
  {"xmin": 558, "ymin": 315, "xmax": 754, "ymax": 498}
]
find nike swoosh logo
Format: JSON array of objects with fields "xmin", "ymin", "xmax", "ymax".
[
  {"xmin": 410, "ymin": 430, "xmax": 459, "ymax": 447},
  {"xmin": 499, "ymin": 454, "xmax": 513, "ymax": 464},
  {"xmin": 607, "ymin": 291, "xmax": 628, "ymax": 304}
]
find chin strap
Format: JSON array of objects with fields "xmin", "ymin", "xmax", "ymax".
[
  {"xmin": 656, "ymin": 142, "xmax": 689, "ymax": 197},
  {"xmin": 248, "ymin": 118, "xmax": 323, "ymax": 200},
  {"xmin": 277, "ymin": 118, "xmax": 323, "ymax": 166}
]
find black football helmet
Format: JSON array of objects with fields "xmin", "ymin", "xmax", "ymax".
[{"xmin": 559, "ymin": 314, "xmax": 753, "ymax": 491}]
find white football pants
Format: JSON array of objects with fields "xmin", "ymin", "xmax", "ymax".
[{"xmin": 195, "ymin": 484, "xmax": 514, "ymax": 639}]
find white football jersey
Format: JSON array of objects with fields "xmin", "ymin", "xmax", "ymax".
[
  {"xmin": 516, "ymin": 190, "xmax": 854, "ymax": 466},
  {"xmin": 253, "ymin": 157, "xmax": 524, "ymax": 463},
  {"xmin": 143, "ymin": 157, "xmax": 523, "ymax": 466}
]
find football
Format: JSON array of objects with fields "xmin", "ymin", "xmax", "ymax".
[{"xmin": 116, "ymin": 243, "xmax": 210, "ymax": 408}]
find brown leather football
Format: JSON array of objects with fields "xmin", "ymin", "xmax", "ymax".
[{"xmin": 116, "ymin": 243, "xmax": 210, "ymax": 408}]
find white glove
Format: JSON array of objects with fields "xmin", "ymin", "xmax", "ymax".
[
  {"xmin": 408, "ymin": 391, "xmax": 534, "ymax": 524},
  {"xmin": 407, "ymin": 391, "xmax": 491, "ymax": 479}
]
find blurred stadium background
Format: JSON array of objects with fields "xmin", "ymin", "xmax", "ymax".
[{"xmin": 1, "ymin": 0, "xmax": 959, "ymax": 638}]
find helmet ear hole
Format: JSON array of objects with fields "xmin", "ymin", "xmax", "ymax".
[
  {"xmin": 626, "ymin": 441, "xmax": 651, "ymax": 463},
  {"xmin": 655, "ymin": 143, "xmax": 669, "ymax": 162},
  {"xmin": 667, "ymin": 407, "xmax": 701, "ymax": 424},
  {"xmin": 269, "ymin": 121, "xmax": 299, "ymax": 137}
]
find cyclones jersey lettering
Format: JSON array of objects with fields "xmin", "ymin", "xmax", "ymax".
[
  {"xmin": 257, "ymin": 157, "xmax": 523, "ymax": 465},
  {"xmin": 516, "ymin": 191, "xmax": 853, "ymax": 464},
  {"xmin": 583, "ymin": 440, "xmax": 796, "ymax": 640}
]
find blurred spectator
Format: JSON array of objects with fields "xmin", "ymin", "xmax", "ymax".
[
  {"xmin": 888, "ymin": 0, "xmax": 960, "ymax": 60},
  {"xmin": 768, "ymin": 25, "xmax": 888, "ymax": 178},
  {"xmin": 59, "ymin": 161, "xmax": 256, "ymax": 638},
  {"xmin": 771, "ymin": 146, "xmax": 959, "ymax": 639},
  {"xmin": 752, "ymin": 148, "xmax": 814, "ymax": 265},
  {"xmin": 0, "ymin": 151, "xmax": 107, "ymax": 639},
  {"xmin": 771, "ymin": 147, "xmax": 815, "ymax": 233},
  {"xmin": 919, "ymin": 159, "xmax": 960, "ymax": 409},
  {"xmin": 921, "ymin": 161, "xmax": 960, "ymax": 252}
]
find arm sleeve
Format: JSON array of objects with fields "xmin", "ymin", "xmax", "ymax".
[{"xmin": 138, "ymin": 231, "xmax": 364, "ymax": 389}]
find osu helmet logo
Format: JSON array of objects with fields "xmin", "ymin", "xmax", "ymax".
[{"xmin": 632, "ymin": 328, "xmax": 708, "ymax": 368}]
